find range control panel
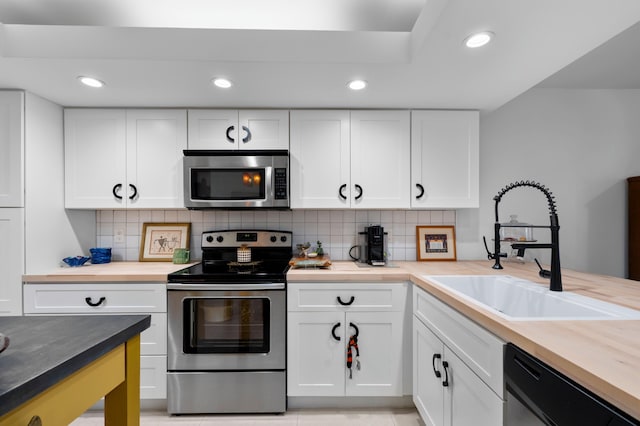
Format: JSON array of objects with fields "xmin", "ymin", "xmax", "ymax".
[{"xmin": 201, "ymin": 230, "xmax": 292, "ymax": 248}]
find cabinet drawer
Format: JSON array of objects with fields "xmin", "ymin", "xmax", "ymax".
[
  {"xmin": 287, "ymin": 283, "xmax": 407, "ymax": 312},
  {"xmin": 413, "ymin": 285, "xmax": 504, "ymax": 397},
  {"xmin": 140, "ymin": 355, "xmax": 167, "ymax": 399},
  {"xmin": 23, "ymin": 283, "xmax": 166, "ymax": 313}
]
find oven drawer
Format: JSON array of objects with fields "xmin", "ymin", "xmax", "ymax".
[
  {"xmin": 23, "ymin": 283, "xmax": 166, "ymax": 313},
  {"xmin": 287, "ymin": 282, "xmax": 407, "ymax": 312}
]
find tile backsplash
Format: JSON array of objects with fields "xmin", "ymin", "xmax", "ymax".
[{"xmin": 97, "ymin": 209, "xmax": 456, "ymax": 262}]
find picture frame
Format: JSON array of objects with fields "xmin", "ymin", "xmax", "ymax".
[
  {"xmin": 416, "ymin": 225, "xmax": 457, "ymax": 261},
  {"xmin": 139, "ymin": 222, "xmax": 191, "ymax": 262}
]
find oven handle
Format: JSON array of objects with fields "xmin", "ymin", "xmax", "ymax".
[{"xmin": 167, "ymin": 282, "xmax": 285, "ymax": 291}]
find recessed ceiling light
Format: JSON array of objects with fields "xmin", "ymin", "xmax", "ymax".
[
  {"xmin": 348, "ymin": 80, "xmax": 367, "ymax": 90},
  {"xmin": 212, "ymin": 78, "xmax": 233, "ymax": 89},
  {"xmin": 464, "ymin": 31, "xmax": 494, "ymax": 48},
  {"xmin": 77, "ymin": 76, "xmax": 105, "ymax": 88}
]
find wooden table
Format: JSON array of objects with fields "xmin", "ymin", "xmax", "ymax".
[{"xmin": 0, "ymin": 315, "xmax": 150, "ymax": 425}]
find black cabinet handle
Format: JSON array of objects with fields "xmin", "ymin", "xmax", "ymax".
[
  {"xmin": 349, "ymin": 322, "xmax": 359, "ymax": 337},
  {"xmin": 112, "ymin": 183, "xmax": 123, "ymax": 200},
  {"xmin": 339, "ymin": 184, "xmax": 347, "ymax": 200},
  {"xmin": 242, "ymin": 126, "xmax": 252, "ymax": 143},
  {"xmin": 226, "ymin": 125, "xmax": 235, "ymax": 143},
  {"xmin": 85, "ymin": 296, "xmax": 106, "ymax": 307},
  {"xmin": 28, "ymin": 415, "xmax": 42, "ymax": 426},
  {"xmin": 432, "ymin": 353, "xmax": 442, "ymax": 378},
  {"xmin": 354, "ymin": 184, "xmax": 363, "ymax": 200},
  {"xmin": 416, "ymin": 183, "xmax": 425, "ymax": 199},
  {"xmin": 331, "ymin": 322, "xmax": 341, "ymax": 341},
  {"xmin": 129, "ymin": 184, "xmax": 138, "ymax": 200},
  {"xmin": 337, "ymin": 296, "xmax": 355, "ymax": 306},
  {"xmin": 442, "ymin": 361, "xmax": 450, "ymax": 387}
]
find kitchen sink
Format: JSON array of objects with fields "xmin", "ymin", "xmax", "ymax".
[{"xmin": 422, "ymin": 275, "xmax": 640, "ymax": 321}]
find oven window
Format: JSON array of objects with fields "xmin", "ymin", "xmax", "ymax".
[
  {"xmin": 191, "ymin": 168, "xmax": 266, "ymax": 200},
  {"xmin": 183, "ymin": 298, "xmax": 270, "ymax": 354}
]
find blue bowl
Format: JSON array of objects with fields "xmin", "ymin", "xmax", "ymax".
[{"xmin": 63, "ymin": 256, "xmax": 91, "ymax": 267}]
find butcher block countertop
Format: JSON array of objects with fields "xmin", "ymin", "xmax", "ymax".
[
  {"xmin": 290, "ymin": 260, "xmax": 640, "ymax": 420},
  {"xmin": 22, "ymin": 260, "xmax": 640, "ymax": 419},
  {"xmin": 22, "ymin": 261, "xmax": 195, "ymax": 283}
]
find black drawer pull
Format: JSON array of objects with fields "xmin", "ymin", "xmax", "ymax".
[
  {"xmin": 85, "ymin": 296, "xmax": 106, "ymax": 307},
  {"xmin": 331, "ymin": 322, "xmax": 341, "ymax": 341},
  {"xmin": 432, "ymin": 353, "xmax": 442, "ymax": 378},
  {"xmin": 28, "ymin": 415, "xmax": 42, "ymax": 426},
  {"xmin": 337, "ymin": 296, "xmax": 355, "ymax": 306},
  {"xmin": 339, "ymin": 184, "xmax": 347, "ymax": 200},
  {"xmin": 112, "ymin": 183, "xmax": 123, "ymax": 200},
  {"xmin": 349, "ymin": 322, "xmax": 359, "ymax": 337},
  {"xmin": 442, "ymin": 361, "xmax": 450, "ymax": 387},
  {"xmin": 128, "ymin": 184, "xmax": 138, "ymax": 200},
  {"xmin": 416, "ymin": 183, "xmax": 425, "ymax": 199}
]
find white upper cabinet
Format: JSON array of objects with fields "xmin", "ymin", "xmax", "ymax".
[
  {"xmin": 0, "ymin": 91, "xmax": 24, "ymax": 207},
  {"xmin": 187, "ymin": 109, "xmax": 289, "ymax": 150},
  {"xmin": 411, "ymin": 110, "xmax": 479, "ymax": 208},
  {"xmin": 290, "ymin": 110, "xmax": 410, "ymax": 209},
  {"xmin": 64, "ymin": 109, "xmax": 187, "ymax": 209},
  {"xmin": 290, "ymin": 110, "xmax": 351, "ymax": 208},
  {"xmin": 351, "ymin": 110, "xmax": 411, "ymax": 209}
]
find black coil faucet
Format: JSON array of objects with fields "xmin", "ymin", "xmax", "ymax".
[{"xmin": 489, "ymin": 180, "xmax": 562, "ymax": 292}]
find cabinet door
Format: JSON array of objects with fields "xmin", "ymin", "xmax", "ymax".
[
  {"xmin": 187, "ymin": 109, "xmax": 238, "ymax": 149},
  {"xmin": 0, "ymin": 91, "xmax": 24, "ymax": 207},
  {"xmin": 290, "ymin": 110, "xmax": 351, "ymax": 208},
  {"xmin": 350, "ymin": 110, "xmax": 410, "ymax": 209},
  {"xmin": 411, "ymin": 110, "xmax": 479, "ymax": 208},
  {"xmin": 345, "ymin": 311, "xmax": 404, "ymax": 396},
  {"xmin": 413, "ymin": 317, "xmax": 445, "ymax": 426},
  {"xmin": 64, "ymin": 109, "xmax": 127, "ymax": 208},
  {"xmin": 445, "ymin": 347, "xmax": 504, "ymax": 426},
  {"xmin": 287, "ymin": 311, "xmax": 345, "ymax": 396},
  {"xmin": 239, "ymin": 110, "xmax": 289, "ymax": 150},
  {"xmin": 0, "ymin": 208, "xmax": 24, "ymax": 315},
  {"xmin": 126, "ymin": 109, "xmax": 187, "ymax": 208}
]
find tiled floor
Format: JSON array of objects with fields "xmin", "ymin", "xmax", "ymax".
[{"xmin": 70, "ymin": 408, "xmax": 423, "ymax": 426}]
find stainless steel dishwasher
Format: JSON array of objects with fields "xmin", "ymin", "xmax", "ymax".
[{"xmin": 504, "ymin": 343, "xmax": 639, "ymax": 425}]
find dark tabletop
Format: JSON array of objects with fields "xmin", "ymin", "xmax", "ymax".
[{"xmin": 0, "ymin": 315, "xmax": 151, "ymax": 416}]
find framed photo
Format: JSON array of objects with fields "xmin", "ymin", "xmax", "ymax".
[
  {"xmin": 416, "ymin": 225, "xmax": 457, "ymax": 261},
  {"xmin": 139, "ymin": 223, "xmax": 191, "ymax": 262}
]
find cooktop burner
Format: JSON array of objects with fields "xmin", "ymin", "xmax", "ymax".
[{"xmin": 168, "ymin": 229, "xmax": 292, "ymax": 284}]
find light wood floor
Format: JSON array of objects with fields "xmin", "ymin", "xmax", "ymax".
[{"xmin": 71, "ymin": 408, "xmax": 423, "ymax": 426}]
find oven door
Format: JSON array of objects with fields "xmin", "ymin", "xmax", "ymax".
[{"xmin": 167, "ymin": 284, "xmax": 285, "ymax": 371}]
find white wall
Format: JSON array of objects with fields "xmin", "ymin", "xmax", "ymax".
[
  {"xmin": 24, "ymin": 92, "xmax": 96, "ymax": 273},
  {"xmin": 459, "ymin": 89, "xmax": 640, "ymax": 278}
]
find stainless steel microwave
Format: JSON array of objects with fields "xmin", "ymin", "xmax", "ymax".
[{"xmin": 183, "ymin": 150, "xmax": 289, "ymax": 209}]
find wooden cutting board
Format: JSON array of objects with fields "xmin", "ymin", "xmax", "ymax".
[{"xmin": 289, "ymin": 255, "xmax": 332, "ymax": 269}]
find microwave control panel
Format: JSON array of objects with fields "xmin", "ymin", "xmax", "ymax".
[{"xmin": 274, "ymin": 168, "xmax": 288, "ymax": 200}]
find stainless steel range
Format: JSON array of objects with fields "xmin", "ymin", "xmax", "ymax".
[{"xmin": 167, "ymin": 229, "xmax": 292, "ymax": 415}]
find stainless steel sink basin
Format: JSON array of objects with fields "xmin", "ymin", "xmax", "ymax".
[{"xmin": 422, "ymin": 275, "xmax": 640, "ymax": 321}]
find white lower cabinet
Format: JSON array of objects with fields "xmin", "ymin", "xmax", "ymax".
[
  {"xmin": 23, "ymin": 282, "xmax": 167, "ymax": 399},
  {"xmin": 287, "ymin": 283, "xmax": 407, "ymax": 397},
  {"xmin": 413, "ymin": 286, "xmax": 505, "ymax": 426}
]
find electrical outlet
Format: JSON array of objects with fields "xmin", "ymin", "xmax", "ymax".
[{"xmin": 114, "ymin": 227, "xmax": 125, "ymax": 243}]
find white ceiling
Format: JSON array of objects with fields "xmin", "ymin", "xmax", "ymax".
[{"xmin": 1, "ymin": 0, "xmax": 639, "ymax": 111}]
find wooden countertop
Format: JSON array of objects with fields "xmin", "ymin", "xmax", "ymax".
[
  {"xmin": 22, "ymin": 260, "xmax": 640, "ymax": 419},
  {"xmin": 289, "ymin": 260, "xmax": 640, "ymax": 420},
  {"xmin": 0, "ymin": 315, "xmax": 151, "ymax": 417},
  {"xmin": 22, "ymin": 261, "xmax": 196, "ymax": 283}
]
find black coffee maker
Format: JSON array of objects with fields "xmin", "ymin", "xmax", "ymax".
[{"xmin": 365, "ymin": 225, "xmax": 386, "ymax": 266}]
